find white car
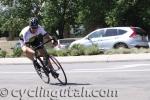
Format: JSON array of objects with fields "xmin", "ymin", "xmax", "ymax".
[{"xmin": 69, "ymin": 27, "xmax": 149, "ymax": 50}]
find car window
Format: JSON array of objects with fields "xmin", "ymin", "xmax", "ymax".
[
  {"xmin": 103, "ymin": 29, "xmax": 117, "ymax": 37},
  {"xmin": 118, "ymin": 29, "xmax": 127, "ymax": 35},
  {"xmin": 88, "ymin": 30, "xmax": 104, "ymax": 38},
  {"xmin": 133, "ymin": 28, "xmax": 147, "ymax": 36}
]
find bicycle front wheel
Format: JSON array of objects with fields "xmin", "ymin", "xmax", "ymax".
[
  {"xmin": 49, "ymin": 56, "xmax": 67, "ymax": 85},
  {"xmin": 33, "ymin": 58, "xmax": 50, "ymax": 84}
]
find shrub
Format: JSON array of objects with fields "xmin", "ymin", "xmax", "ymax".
[
  {"xmin": 69, "ymin": 44, "xmax": 85, "ymax": 56},
  {"xmin": 104, "ymin": 48, "xmax": 150, "ymax": 54},
  {"xmin": 70, "ymin": 44, "xmax": 85, "ymax": 50},
  {"xmin": 137, "ymin": 48, "xmax": 150, "ymax": 53},
  {"xmin": 46, "ymin": 44, "xmax": 102, "ymax": 56},
  {"xmin": 0, "ymin": 50, "xmax": 7, "ymax": 57},
  {"xmin": 69, "ymin": 49, "xmax": 82, "ymax": 56},
  {"xmin": 84, "ymin": 45, "xmax": 101, "ymax": 55},
  {"xmin": 47, "ymin": 48, "xmax": 58, "ymax": 56},
  {"xmin": 12, "ymin": 48, "xmax": 22, "ymax": 57},
  {"xmin": 56, "ymin": 49, "xmax": 69, "ymax": 56}
]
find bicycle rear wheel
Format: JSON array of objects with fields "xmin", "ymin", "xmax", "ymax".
[
  {"xmin": 48, "ymin": 56, "xmax": 67, "ymax": 85},
  {"xmin": 33, "ymin": 57, "xmax": 50, "ymax": 84}
]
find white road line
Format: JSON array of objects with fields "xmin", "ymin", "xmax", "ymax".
[
  {"xmin": 0, "ymin": 63, "xmax": 150, "ymax": 74},
  {"xmin": 67, "ymin": 69, "xmax": 150, "ymax": 73},
  {"xmin": 0, "ymin": 72, "xmax": 36, "ymax": 74},
  {"xmin": 73, "ymin": 64, "xmax": 150, "ymax": 71},
  {"xmin": 0, "ymin": 69, "xmax": 150, "ymax": 74}
]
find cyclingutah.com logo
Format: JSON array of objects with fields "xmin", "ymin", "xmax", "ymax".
[{"xmin": 0, "ymin": 86, "xmax": 118, "ymax": 100}]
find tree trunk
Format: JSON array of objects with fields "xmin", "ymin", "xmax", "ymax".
[
  {"xmin": 58, "ymin": 27, "xmax": 64, "ymax": 39},
  {"xmin": 8, "ymin": 32, "xmax": 14, "ymax": 40}
]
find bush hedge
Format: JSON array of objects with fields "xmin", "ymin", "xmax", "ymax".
[
  {"xmin": 12, "ymin": 47, "xmax": 22, "ymax": 57},
  {"xmin": 47, "ymin": 45, "xmax": 150, "ymax": 56},
  {"xmin": 47, "ymin": 44, "xmax": 102, "ymax": 56},
  {"xmin": 104, "ymin": 48, "xmax": 150, "ymax": 55},
  {"xmin": 84, "ymin": 45, "xmax": 101, "ymax": 55},
  {"xmin": 2, "ymin": 44, "xmax": 150, "ymax": 57},
  {"xmin": 0, "ymin": 50, "xmax": 7, "ymax": 57}
]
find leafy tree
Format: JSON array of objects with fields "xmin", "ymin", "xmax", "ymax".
[
  {"xmin": 79, "ymin": 0, "xmax": 114, "ymax": 33},
  {"xmin": 41, "ymin": 0, "xmax": 79, "ymax": 39},
  {"xmin": 0, "ymin": 0, "xmax": 45, "ymax": 40},
  {"xmin": 105, "ymin": 0, "xmax": 150, "ymax": 33},
  {"xmin": 0, "ymin": 0, "xmax": 150, "ymax": 39}
]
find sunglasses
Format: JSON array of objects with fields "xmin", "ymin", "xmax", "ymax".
[{"xmin": 31, "ymin": 26, "xmax": 38, "ymax": 29}]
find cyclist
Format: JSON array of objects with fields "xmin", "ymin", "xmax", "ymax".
[{"xmin": 19, "ymin": 17, "xmax": 58, "ymax": 77}]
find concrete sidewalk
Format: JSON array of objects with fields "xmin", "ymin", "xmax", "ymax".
[{"xmin": 0, "ymin": 53, "xmax": 150, "ymax": 64}]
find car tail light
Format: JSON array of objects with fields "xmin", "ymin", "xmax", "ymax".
[{"xmin": 129, "ymin": 28, "xmax": 137, "ymax": 38}]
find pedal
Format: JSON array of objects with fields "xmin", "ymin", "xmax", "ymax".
[{"xmin": 51, "ymin": 70, "xmax": 59, "ymax": 78}]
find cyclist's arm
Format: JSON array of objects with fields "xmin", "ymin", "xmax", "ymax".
[
  {"xmin": 19, "ymin": 35, "xmax": 35, "ymax": 54},
  {"xmin": 39, "ymin": 26, "xmax": 58, "ymax": 46},
  {"xmin": 43, "ymin": 33, "xmax": 53, "ymax": 41},
  {"xmin": 43, "ymin": 33, "xmax": 58, "ymax": 46}
]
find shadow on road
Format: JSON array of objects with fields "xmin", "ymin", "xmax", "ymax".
[
  {"xmin": 50, "ymin": 83, "xmax": 91, "ymax": 86},
  {"xmin": 67, "ymin": 83, "xmax": 91, "ymax": 85}
]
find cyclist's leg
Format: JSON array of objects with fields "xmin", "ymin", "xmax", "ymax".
[
  {"xmin": 38, "ymin": 48, "xmax": 53, "ymax": 69},
  {"xmin": 38, "ymin": 48, "xmax": 59, "ymax": 78},
  {"xmin": 22, "ymin": 45, "xmax": 43, "ymax": 69},
  {"xmin": 21, "ymin": 45, "xmax": 34, "ymax": 61}
]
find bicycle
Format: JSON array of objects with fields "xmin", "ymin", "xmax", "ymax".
[{"xmin": 32, "ymin": 39, "xmax": 67, "ymax": 85}]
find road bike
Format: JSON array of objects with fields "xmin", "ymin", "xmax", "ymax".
[{"xmin": 32, "ymin": 39, "xmax": 67, "ymax": 85}]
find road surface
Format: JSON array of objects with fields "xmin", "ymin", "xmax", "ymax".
[{"xmin": 0, "ymin": 61, "xmax": 150, "ymax": 100}]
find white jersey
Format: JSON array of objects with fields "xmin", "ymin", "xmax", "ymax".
[{"xmin": 19, "ymin": 25, "xmax": 47, "ymax": 47}]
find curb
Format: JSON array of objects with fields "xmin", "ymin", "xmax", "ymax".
[{"xmin": 0, "ymin": 53, "xmax": 150, "ymax": 65}]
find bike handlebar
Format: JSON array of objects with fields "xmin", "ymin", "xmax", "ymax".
[{"xmin": 34, "ymin": 39, "xmax": 53, "ymax": 50}]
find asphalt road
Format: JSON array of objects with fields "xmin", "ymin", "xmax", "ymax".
[{"xmin": 0, "ymin": 61, "xmax": 150, "ymax": 100}]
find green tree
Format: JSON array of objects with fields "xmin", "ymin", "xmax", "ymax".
[
  {"xmin": 0, "ymin": 0, "xmax": 150, "ymax": 39},
  {"xmin": 79, "ymin": 0, "xmax": 114, "ymax": 33},
  {"xmin": 105, "ymin": 0, "xmax": 150, "ymax": 33},
  {"xmin": 0, "ymin": 0, "xmax": 45, "ymax": 40},
  {"xmin": 41, "ymin": 0, "xmax": 79, "ymax": 39}
]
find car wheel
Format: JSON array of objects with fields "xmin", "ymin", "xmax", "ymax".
[{"xmin": 114, "ymin": 43, "xmax": 128, "ymax": 49}]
